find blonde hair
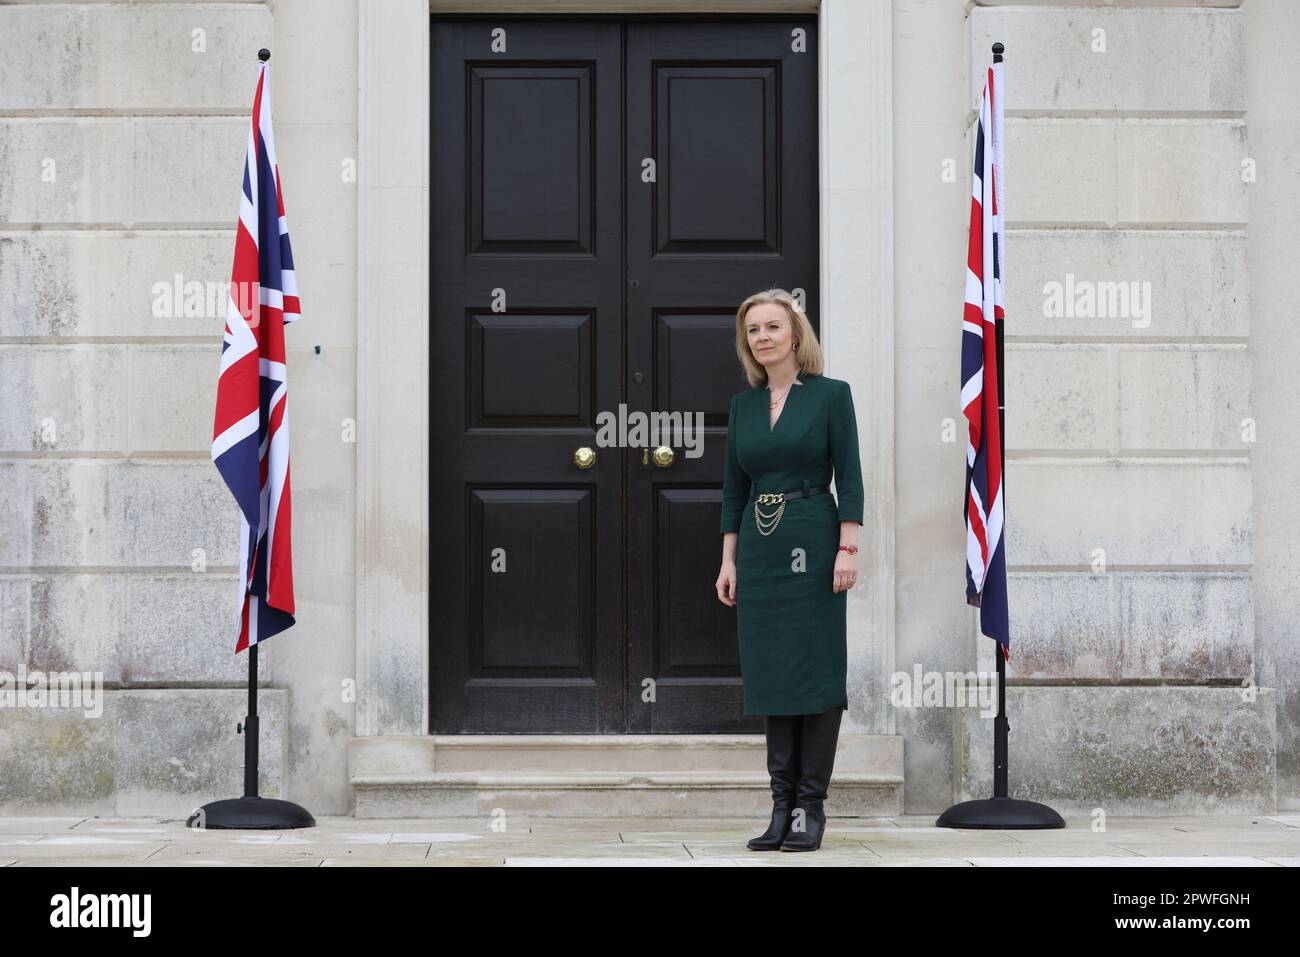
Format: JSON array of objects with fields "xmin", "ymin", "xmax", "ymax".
[{"xmin": 733, "ymin": 288, "xmax": 824, "ymax": 388}]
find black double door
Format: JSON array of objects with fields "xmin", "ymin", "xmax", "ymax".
[{"xmin": 430, "ymin": 16, "xmax": 819, "ymax": 733}]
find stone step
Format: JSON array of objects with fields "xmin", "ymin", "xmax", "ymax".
[
  {"xmin": 352, "ymin": 770, "xmax": 904, "ymax": 818},
  {"xmin": 349, "ymin": 734, "xmax": 905, "ymax": 818}
]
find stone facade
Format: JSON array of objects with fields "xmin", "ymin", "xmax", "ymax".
[{"xmin": 0, "ymin": 0, "xmax": 1294, "ymax": 817}]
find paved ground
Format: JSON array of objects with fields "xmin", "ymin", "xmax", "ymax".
[{"xmin": 2, "ymin": 813, "xmax": 1299, "ymax": 866}]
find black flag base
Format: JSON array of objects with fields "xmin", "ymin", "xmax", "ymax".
[
  {"xmin": 936, "ymin": 795, "xmax": 1065, "ymax": 830},
  {"xmin": 187, "ymin": 796, "xmax": 316, "ymax": 830},
  {"xmin": 182, "ymin": 639, "xmax": 316, "ymax": 829}
]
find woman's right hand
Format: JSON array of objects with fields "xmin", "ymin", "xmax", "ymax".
[{"xmin": 716, "ymin": 561, "xmax": 737, "ymax": 607}]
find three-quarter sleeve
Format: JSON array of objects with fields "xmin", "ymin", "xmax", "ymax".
[
  {"xmin": 720, "ymin": 393, "xmax": 751, "ymax": 534},
  {"xmin": 828, "ymin": 380, "xmax": 865, "ymax": 525}
]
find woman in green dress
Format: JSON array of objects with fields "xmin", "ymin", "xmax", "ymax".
[{"xmin": 715, "ymin": 288, "xmax": 864, "ymax": 852}]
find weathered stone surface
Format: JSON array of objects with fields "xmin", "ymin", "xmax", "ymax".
[
  {"xmin": 0, "ymin": 118, "xmax": 245, "ymax": 225},
  {"xmin": 0, "ymin": 573, "xmax": 245, "ymax": 684},
  {"xmin": 1121, "ymin": 573, "xmax": 1254, "ymax": 680},
  {"xmin": 1007, "ymin": 459, "xmax": 1250, "ymax": 566},
  {"xmin": 0, "ymin": 461, "xmax": 239, "ymax": 568},
  {"xmin": 0, "ymin": 231, "xmax": 233, "ymax": 339},
  {"xmin": 972, "ymin": 6, "xmax": 1244, "ymax": 114},
  {"xmin": 1005, "ymin": 345, "xmax": 1110, "ymax": 450},
  {"xmin": 0, "ymin": 346, "xmax": 125, "ymax": 452},
  {"xmin": 1116, "ymin": 346, "xmax": 1251, "ymax": 450},
  {"xmin": 1005, "ymin": 572, "xmax": 1117, "ymax": 678},
  {"xmin": 128, "ymin": 345, "xmax": 220, "ymax": 453},
  {"xmin": 1003, "ymin": 572, "xmax": 1253, "ymax": 680},
  {"xmin": 1005, "ymin": 118, "xmax": 1247, "ymax": 226},
  {"xmin": 1004, "ymin": 345, "xmax": 1250, "ymax": 452},
  {"xmin": 962, "ymin": 687, "xmax": 1275, "ymax": 815},
  {"xmin": 0, "ymin": 0, "xmax": 355, "ymax": 820},
  {"xmin": 1006, "ymin": 230, "xmax": 1248, "ymax": 340},
  {"xmin": 0, "ymin": 689, "xmax": 285, "ymax": 818},
  {"xmin": 0, "ymin": 4, "xmax": 271, "ymax": 113}
]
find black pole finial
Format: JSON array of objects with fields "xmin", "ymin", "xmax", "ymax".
[
  {"xmin": 258, "ymin": 48, "xmax": 271, "ymax": 62},
  {"xmin": 992, "ymin": 42, "xmax": 1004, "ymax": 63}
]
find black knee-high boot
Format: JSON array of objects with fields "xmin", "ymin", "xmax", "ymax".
[
  {"xmin": 747, "ymin": 714, "xmax": 802, "ymax": 850},
  {"xmin": 781, "ymin": 706, "xmax": 843, "ymax": 851}
]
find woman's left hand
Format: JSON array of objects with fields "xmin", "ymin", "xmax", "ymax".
[{"xmin": 832, "ymin": 550, "xmax": 858, "ymax": 593}]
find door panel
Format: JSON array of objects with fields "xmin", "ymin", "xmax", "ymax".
[
  {"xmin": 656, "ymin": 67, "xmax": 779, "ymax": 252},
  {"xmin": 625, "ymin": 20, "xmax": 819, "ymax": 732},
  {"xmin": 431, "ymin": 20, "xmax": 624, "ymax": 733},
  {"xmin": 431, "ymin": 16, "xmax": 818, "ymax": 733},
  {"xmin": 470, "ymin": 64, "xmax": 596, "ymax": 253}
]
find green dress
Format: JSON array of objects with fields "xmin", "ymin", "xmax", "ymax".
[{"xmin": 720, "ymin": 371, "xmax": 865, "ymax": 716}]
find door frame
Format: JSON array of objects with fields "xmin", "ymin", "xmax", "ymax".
[{"xmin": 354, "ymin": 0, "xmax": 896, "ymax": 738}]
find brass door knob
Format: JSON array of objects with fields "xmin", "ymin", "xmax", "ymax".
[
  {"xmin": 574, "ymin": 446, "xmax": 596, "ymax": 469},
  {"xmin": 651, "ymin": 446, "xmax": 674, "ymax": 468}
]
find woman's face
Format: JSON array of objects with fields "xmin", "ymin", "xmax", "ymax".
[{"xmin": 745, "ymin": 303, "xmax": 796, "ymax": 370}]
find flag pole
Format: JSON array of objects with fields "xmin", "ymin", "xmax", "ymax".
[
  {"xmin": 938, "ymin": 42, "xmax": 1063, "ymax": 830},
  {"xmin": 185, "ymin": 47, "xmax": 316, "ymax": 832},
  {"xmin": 993, "ymin": 38, "xmax": 1009, "ymax": 805},
  {"xmin": 188, "ymin": 636, "xmax": 314, "ymax": 829}
]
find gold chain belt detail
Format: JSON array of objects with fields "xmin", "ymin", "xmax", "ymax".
[{"xmin": 754, "ymin": 492, "xmax": 786, "ymax": 536}]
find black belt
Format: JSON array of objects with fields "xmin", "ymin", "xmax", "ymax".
[
  {"xmin": 753, "ymin": 484, "xmax": 828, "ymax": 505},
  {"xmin": 752, "ymin": 484, "xmax": 829, "ymax": 536}
]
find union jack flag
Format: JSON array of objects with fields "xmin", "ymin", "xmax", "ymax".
[
  {"xmin": 961, "ymin": 57, "xmax": 1010, "ymax": 659},
  {"xmin": 212, "ymin": 55, "xmax": 301, "ymax": 653}
]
